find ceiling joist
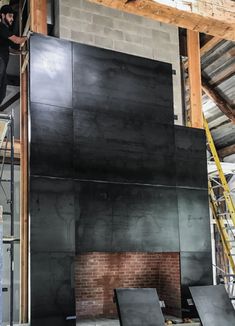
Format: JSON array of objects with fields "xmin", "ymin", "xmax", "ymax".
[
  {"xmin": 202, "ymin": 78, "xmax": 235, "ymax": 123},
  {"xmin": 87, "ymin": 0, "xmax": 235, "ymax": 41}
]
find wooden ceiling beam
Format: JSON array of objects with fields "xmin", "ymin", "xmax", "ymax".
[
  {"xmin": 218, "ymin": 144, "xmax": 235, "ymax": 159},
  {"xmin": 202, "ymin": 77, "xmax": 235, "ymax": 123},
  {"xmin": 87, "ymin": 0, "xmax": 235, "ymax": 41}
]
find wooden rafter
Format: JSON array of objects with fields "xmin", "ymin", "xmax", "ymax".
[
  {"xmin": 202, "ymin": 77, "xmax": 235, "ymax": 123},
  {"xmin": 87, "ymin": 0, "xmax": 235, "ymax": 41},
  {"xmin": 218, "ymin": 144, "xmax": 235, "ymax": 159}
]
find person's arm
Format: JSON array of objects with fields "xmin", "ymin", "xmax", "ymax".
[{"xmin": 8, "ymin": 35, "xmax": 27, "ymax": 46}]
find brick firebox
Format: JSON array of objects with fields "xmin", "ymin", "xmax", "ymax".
[{"xmin": 75, "ymin": 252, "xmax": 181, "ymax": 318}]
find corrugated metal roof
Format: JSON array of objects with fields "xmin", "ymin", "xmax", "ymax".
[{"xmin": 201, "ymin": 39, "xmax": 235, "ymax": 156}]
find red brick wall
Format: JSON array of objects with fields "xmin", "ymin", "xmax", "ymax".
[{"xmin": 75, "ymin": 252, "xmax": 181, "ymax": 318}]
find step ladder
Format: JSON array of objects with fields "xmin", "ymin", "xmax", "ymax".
[{"xmin": 204, "ymin": 115, "xmax": 235, "ymax": 300}]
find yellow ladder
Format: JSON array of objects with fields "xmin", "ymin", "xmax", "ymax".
[{"xmin": 204, "ymin": 115, "xmax": 235, "ymax": 276}]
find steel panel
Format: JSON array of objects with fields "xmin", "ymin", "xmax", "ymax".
[
  {"xmin": 177, "ymin": 189, "xmax": 211, "ymax": 252},
  {"xmin": 31, "ymin": 252, "xmax": 75, "ymax": 322},
  {"xmin": 73, "ymin": 113, "xmax": 176, "ymax": 184},
  {"xmin": 30, "ymin": 34, "xmax": 72, "ymax": 108},
  {"xmin": 73, "ymin": 43, "xmax": 174, "ymax": 124},
  {"xmin": 30, "ymin": 102, "xmax": 73, "ymax": 178},
  {"xmin": 30, "ymin": 177, "xmax": 75, "ymax": 253},
  {"xmin": 75, "ymin": 181, "xmax": 179, "ymax": 252},
  {"xmin": 180, "ymin": 251, "xmax": 213, "ymax": 317},
  {"xmin": 115, "ymin": 288, "xmax": 165, "ymax": 326},
  {"xmin": 190, "ymin": 285, "xmax": 235, "ymax": 326},
  {"xmin": 175, "ymin": 126, "xmax": 207, "ymax": 188}
]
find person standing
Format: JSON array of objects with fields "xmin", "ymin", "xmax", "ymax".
[{"xmin": 0, "ymin": 5, "xmax": 27, "ymax": 104}]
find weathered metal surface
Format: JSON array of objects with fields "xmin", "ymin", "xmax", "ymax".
[
  {"xmin": 75, "ymin": 181, "xmax": 179, "ymax": 252},
  {"xmin": 30, "ymin": 34, "xmax": 72, "ymax": 108},
  {"xmin": 175, "ymin": 126, "xmax": 208, "ymax": 188},
  {"xmin": 72, "ymin": 42, "xmax": 175, "ymax": 184},
  {"xmin": 190, "ymin": 285, "xmax": 235, "ymax": 326},
  {"xmin": 177, "ymin": 188, "xmax": 211, "ymax": 252},
  {"xmin": 30, "ymin": 177, "xmax": 75, "ymax": 253},
  {"xmin": 29, "ymin": 33, "xmax": 212, "ymax": 321},
  {"xmin": 115, "ymin": 288, "xmax": 165, "ymax": 326},
  {"xmin": 30, "ymin": 102, "xmax": 73, "ymax": 178},
  {"xmin": 180, "ymin": 252, "xmax": 213, "ymax": 317},
  {"xmin": 31, "ymin": 252, "xmax": 75, "ymax": 324}
]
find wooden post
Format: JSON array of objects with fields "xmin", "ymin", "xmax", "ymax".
[
  {"xmin": 20, "ymin": 62, "xmax": 29, "ymax": 324},
  {"xmin": 30, "ymin": 0, "xmax": 47, "ymax": 34},
  {"xmin": 187, "ymin": 30, "xmax": 203, "ymax": 129}
]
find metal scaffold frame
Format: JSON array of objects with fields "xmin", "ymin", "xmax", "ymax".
[{"xmin": 0, "ymin": 112, "xmax": 15, "ymax": 326}]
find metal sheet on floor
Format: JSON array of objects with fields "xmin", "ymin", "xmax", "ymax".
[
  {"xmin": 190, "ymin": 285, "xmax": 235, "ymax": 326},
  {"xmin": 114, "ymin": 288, "xmax": 165, "ymax": 326}
]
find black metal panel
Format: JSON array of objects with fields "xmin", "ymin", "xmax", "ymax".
[
  {"xmin": 31, "ymin": 252, "xmax": 75, "ymax": 324},
  {"xmin": 72, "ymin": 42, "xmax": 175, "ymax": 184},
  {"xmin": 30, "ymin": 34, "xmax": 72, "ymax": 108},
  {"xmin": 190, "ymin": 285, "xmax": 235, "ymax": 326},
  {"xmin": 73, "ymin": 43, "xmax": 174, "ymax": 124},
  {"xmin": 177, "ymin": 189, "xmax": 211, "ymax": 252},
  {"xmin": 74, "ymin": 113, "xmax": 176, "ymax": 184},
  {"xmin": 75, "ymin": 181, "xmax": 179, "ymax": 252},
  {"xmin": 115, "ymin": 288, "xmax": 165, "ymax": 326},
  {"xmin": 30, "ymin": 177, "xmax": 75, "ymax": 253},
  {"xmin": 175, "ymin": 126, "xmax": 207, "ymax": 188},
  {"xmin": 30, "ymin": 102, "xmax": 73, "ymax": 178},
  {"xmin": 180, "ymin": 251, "xmax": 213, "ymax": 317}
]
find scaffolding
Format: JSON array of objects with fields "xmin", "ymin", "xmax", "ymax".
[
  {"xmin": 204, "ymin": 115, "xmax": 235, "ymax": 302},
  {"xmin": 0, "ymin": 113, "xmax": 15, "ymax": 326}
]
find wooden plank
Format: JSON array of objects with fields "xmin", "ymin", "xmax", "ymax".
[
  {"xmin": 200, "ymin": 37, "xmax": 223, "ymax": 57},
  {"xmin": 19, "ymin": 66, "xmax": 28, "ymax": 324},
  {"xmin": 187, "ymin": 30, "xmax": 203, "ymax": 129},
  {"xmin": 202, "ymin": 78, "xmax": 235, "ymax": 123},
  {"xmin": 0, "ymin": 92, "xmax": 20, "ymax": 112},
  {"xmin": 218, "ymin": 144, "xmax": 235, "ymax": 159},
  {"xmin": 30, "ymin": 0, "xmax": 47, "ymax": 34},
  {"xmin": 87, "ymin": 0, "xmax": 235, "ymax": 41},
  {"xmin": 0, "ymin": 140, "xmax": 21, "ymax": 161}
]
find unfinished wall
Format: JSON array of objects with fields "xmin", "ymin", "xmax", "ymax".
[
  {"xmin": 29, "ymin": 33, "xmax": 212, "ymax": 322},
  {"xmin": 58, "ymin": 0, "xmax": 183, "ymax": 125}
]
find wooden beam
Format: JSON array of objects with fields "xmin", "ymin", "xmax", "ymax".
[
  {"xmin": 30, "ymin": 0, "xmax": 47, "ymax": 34},
  {"xmin": 187, "ymin": 30, "xmax": 203, "ymax": 129},
  {"xmin": 87, "ymin": 0, "xmax": 235, "ymax": 41},
  {"xmin": 218, "ymin": 144, "xmax": 235, "ymax": 159},
  {"xmin": 200, "ymin": 37, "xmax": 223, "ymax": 57},
  {"xmin": 19, "ymin": 63, "xmax": 29, "ymax": 324},
  {"xmin": 202, "ymin": 77, "xmax": 235, "ymax": 123},
  {"xmin": 0, "ymin": 92, "xmax": 20, "ymax": 112}
]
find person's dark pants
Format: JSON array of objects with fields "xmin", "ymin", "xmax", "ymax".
[{"xmin": 0, "ymin": 57, "xmax": 7, "ymax": 105}]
